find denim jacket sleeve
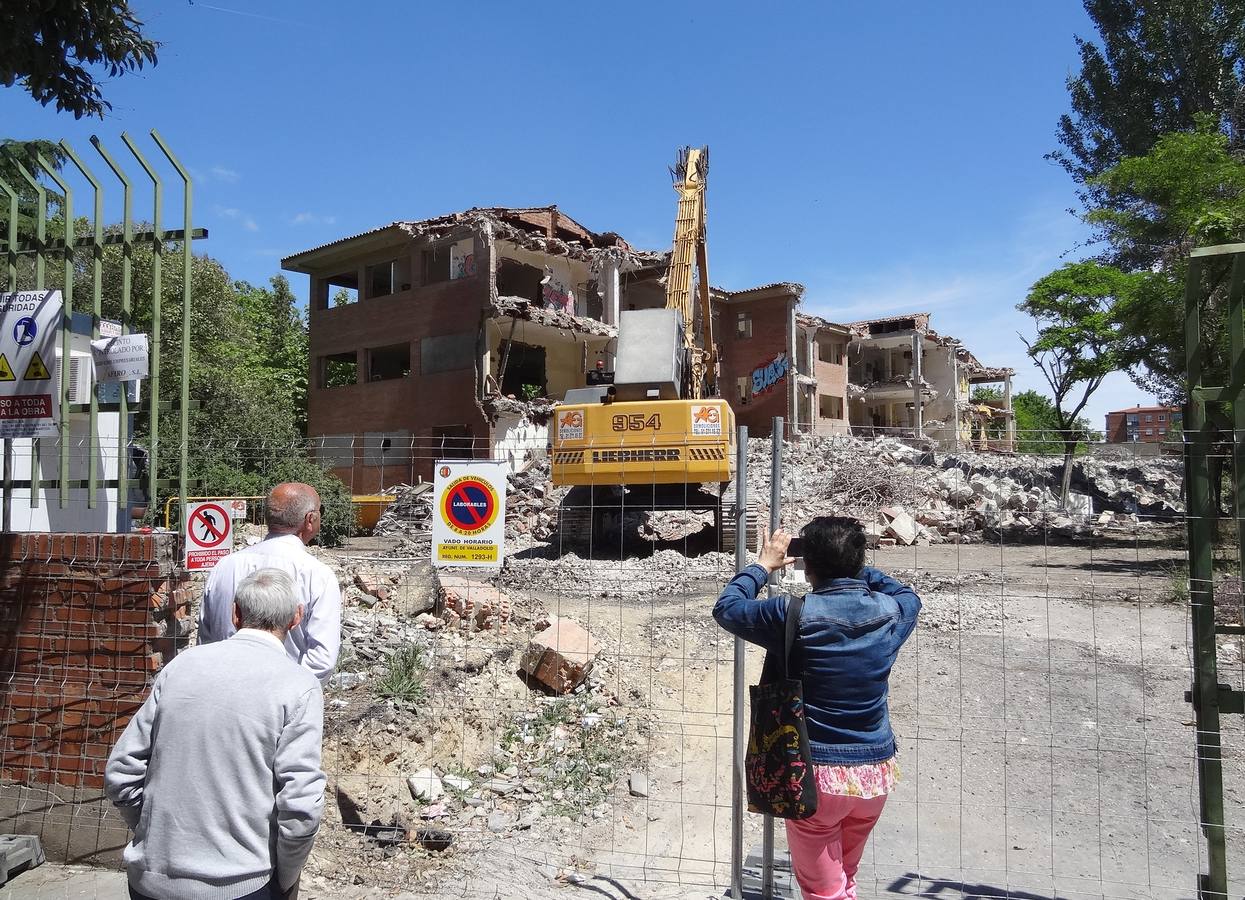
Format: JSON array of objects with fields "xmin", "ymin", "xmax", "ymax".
[
  {"xmin": 860, "ymin": 566, "xmax": 922, "ymax": 643},
  {"xmin": 712, "ymin": 564, "xmax": 788, "ymax": 651}
]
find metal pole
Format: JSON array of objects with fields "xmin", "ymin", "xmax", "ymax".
[
  {"xmin": 911, "ymin": 332, "xmax": 923, "ymax": 438},
  {"xmin": 0, "ymin": 176, "xmax": 18, "ymax": 532},
  {"xmin": 36, "ymin": 155, "xmax": 74, "ymax": 510},
  {"xmin": 60, "ymin": 142, "xmax": 103, "ymax": 509},
  {"xmin": 150, "ymin": 130, "xmax": 192, "ymax": 536},
  {"xmin": 8, "ymin": 157, "xmax": 46, "ymax": 509},
  {"xmin": 91, "ymin": 137, "xmax": 134, "ymax": 531},
  {"xmin": 1183, "ymin": 256, "xmax": 1227, "ymax": 900},
  {"xmin": 731, "ymin": 424, "xmax": 749, "ymax": 900},
  {"xmin": 762, "ymin": 416, "xmax": 783, "ymax": 898},
  {"xmin": 121, "ymin": 134, "xmax": 162, "ymax": 515}
]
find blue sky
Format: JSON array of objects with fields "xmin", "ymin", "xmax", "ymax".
[{"xmin": 0, "ymin": 0, "xmax": 1153, "ymax": 426}]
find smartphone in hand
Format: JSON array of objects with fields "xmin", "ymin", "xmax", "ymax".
[{"xmin": 786, "ymin": 537, "xmax": 804, "ymax": 557}]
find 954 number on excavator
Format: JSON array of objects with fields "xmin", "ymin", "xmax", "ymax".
[{"xmin": 549, "ymin": 399, "xmax": 734, "ymax": 488}]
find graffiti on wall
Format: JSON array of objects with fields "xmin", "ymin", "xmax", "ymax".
[
  {"xmin": 450, "ymin": 239, "xmax": 476, "ymax": 280},
  {"xmin": 541, "ymin": 267, "xmax": 576, "ymax": 315},
  {"xmin": 751, "ymin": 352, "xmax": 789, "ymax": 397}
]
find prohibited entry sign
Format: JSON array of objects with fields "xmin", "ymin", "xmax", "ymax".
[
  {"xmin": 431, "ymin": 460, "xmax": 507, "ymax": 568},
  {"xmin": 184, "ymin": 500, "xmax": 233, "ymax": 571}
]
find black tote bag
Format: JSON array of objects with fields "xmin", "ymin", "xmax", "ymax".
[{"xmin": 744, "ymin": 593, "xmax": 819, "ymax": 820}]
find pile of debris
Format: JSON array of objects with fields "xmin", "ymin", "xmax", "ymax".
[
  {"xmin": 505, "ymin": 459, "xmax": 566, "ymax": 544},
  {"xmin": 752, "ymin": 435, "xmax": 1184, "ymax": 546},
  {"xmin": 373, "ymin": 483, "xmax": 434, "ymax": 539}
]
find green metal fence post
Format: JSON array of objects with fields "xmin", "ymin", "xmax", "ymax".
[
  {"xmin": 60, "ymin": 143, "xmax": 104, "ymax": 509},
  {"xmin": 120, "ymin": 134, "xmax": 163, "ymax": 512},
  {"xmin": 0, "ymin": 176, "xmax": 18, "ymax": 531},
  {"xmin": 150, "ymin": 131, "xmax": 192, "ymax": 537},
  {"xmin": 8, "ymin": 155, "xmax": 47, "ymax": 509},
  {"xmin": 91, "ymin": 137, "xmax": 134, "ymax": 529},
  {"xmin": 36, "ymin": 154, "xmax": 74, "ymax": 509}
]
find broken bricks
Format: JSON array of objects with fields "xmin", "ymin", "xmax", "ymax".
[
  {"xmin": 437, "ymin": 575, "xmax": 512, "ymax": 632},
  {"xmin": 520, "ymin": 616, "xmax": 601, "ymax": 694}
]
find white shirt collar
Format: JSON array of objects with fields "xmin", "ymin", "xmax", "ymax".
[{"xmin": 234, "ymin": 628, "xmax": 288, "ymax": 650}]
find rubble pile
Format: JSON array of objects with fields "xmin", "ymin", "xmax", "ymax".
[
  {"xmin": 373, "ymin": 483, "xmax": 434, "ymax": 538},
  {"xmin": 500, "ymin": 548, "xmax": 736, "ymax": 598},
  {"xmin": 505, "ymin": 459, "xmax": 567, "ymax": 544},
  {"xmin": 750, "ymin": 435, "xmax": 1183, "ymax": 546}
]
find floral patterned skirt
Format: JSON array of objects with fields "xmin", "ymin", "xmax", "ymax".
[{"xmin": 812, "ymin": 757, "xmax": 899, "ymax": 799}]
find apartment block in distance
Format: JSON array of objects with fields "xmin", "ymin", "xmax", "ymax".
[{"xmin": 1104, "ymin": 405, "xmax": 1181, "ymax": 443}]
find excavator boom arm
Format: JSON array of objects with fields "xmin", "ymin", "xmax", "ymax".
[{"xmin": 666, "ymin": 146, "xmax": 715, "ymax": 399}]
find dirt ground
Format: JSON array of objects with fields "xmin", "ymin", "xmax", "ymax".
[
  {"xmin": 271, "ymin": 527, "xmax": 1236, "ymax": 900},
  {"xmin": 13, "ymin": 528, "xmax": 1232, "ymax": 900}
]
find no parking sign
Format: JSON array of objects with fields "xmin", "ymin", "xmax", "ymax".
[
  {"xmin": 431, "ymin": 460, "xmax": 507, "ymax": 568},
  {"xmin": 184, "ymin": 500, "xmax": 233, "ymax": 571}
]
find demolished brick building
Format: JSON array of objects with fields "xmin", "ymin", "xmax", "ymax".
[
  {"xmin": 282, "ymin": 208, "xmax": 1013, "ymax": 494},
  {"xmin": 846, "ymin": 312, "xmax": 1015, "ymax": 449}
]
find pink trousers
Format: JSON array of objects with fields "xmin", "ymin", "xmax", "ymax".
[{"xmin": 785, "ymin": 792, "xmax": 887, "ymax": 900}]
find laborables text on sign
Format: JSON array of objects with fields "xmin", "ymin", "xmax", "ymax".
[
  {"xmin": 184, "ymin": 500, "xmax": 233, "ymax": 571},
  {"xmin": 431, "ymin": 460, "xmax": 508, "ymax": 568},
  {"xmin": 0, "ymin": 290, "xmax": 62, "ymax": 439}
]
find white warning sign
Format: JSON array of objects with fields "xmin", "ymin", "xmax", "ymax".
[
  {"xmin": 431, "ymin": 460, "xmax": 507, "ymax": 568},
  {"xmin": 184, "ymin": 501, "xmax": 233, "ymax": 571},
  {"xmin": 0, "ymin": 290, "xmax": 62, "ymax": 438}
]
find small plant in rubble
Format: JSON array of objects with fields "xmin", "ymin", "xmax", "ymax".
[
  {"xmin": 497, "ymin": 696, "xmax": 631, "ymax": 818},
  {"xmin": 372, "ymin": 644, "xmax": 427, "ymax": 704}
]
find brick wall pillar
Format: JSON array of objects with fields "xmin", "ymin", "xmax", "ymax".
[{"xmin": 0, "ymin": 532, "xmax": 190, "ymax": 863}]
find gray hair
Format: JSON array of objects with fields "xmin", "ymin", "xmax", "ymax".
[
  {"xmin": 266, "ymin": 486, "xmax": 317, "ymax": 529},
  {"xmin": 235, "ymin": 568, "xmax": 299, "ymax": 631}
]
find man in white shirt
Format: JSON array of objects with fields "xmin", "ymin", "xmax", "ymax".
[{"xmin": 199, "ymin": 482, "xmax": 342, "ymax": 685}]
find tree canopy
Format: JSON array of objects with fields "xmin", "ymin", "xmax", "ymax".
[
  {"xmin": 1053, "ymin": 0, "xmax": 1245, "ymax": 196},
  {"xmin": 1, "ymin": 1, "xmax": 158, "ymax": 119},
  {"xmin": 1040, "ymin": 2, "xmax": 1245, "ymax": 405}
]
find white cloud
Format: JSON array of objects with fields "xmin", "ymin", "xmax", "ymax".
[
  {"xmin": 290, "ymin": 212, "xmax": 337, "ymax": 226},
  {"xmin": 213, "ymin": 205, "xmax": 259, "ymax": 232},
  {"xmin": 210, "ymin": 165, "xmax": 240, "ymax": 183},
  {"xmin": 800, "ymin": 201, "xmax": 1154, "ymax": 430}
]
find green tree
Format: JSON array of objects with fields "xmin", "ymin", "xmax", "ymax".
[
  {"xmin": 1020, "ymin": 263, "xmax": 1127, "ymax": 503},
  {"xmin": 1052, "ymin": 0, "xmax": 1245, "ymax": 216},
  {"xmin": 0, "ymin": 139, "xmax": 66, "ymax": 243},
  {"xmin": 2, "ymin": 1, "xmax": 159, "ymax": 119},
  {"xmin": 971, "ymin": 387, "xmax": 1099, "ymax": 454}
]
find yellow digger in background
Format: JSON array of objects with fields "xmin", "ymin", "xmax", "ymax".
[{"xmin": 549, "ymin": 147, "xmax": 754, "ymax": 553}]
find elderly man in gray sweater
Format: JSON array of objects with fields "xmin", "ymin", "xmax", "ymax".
[{"xmin": 106, "ymin": 568, "xmax": 326, "ymax": 900}]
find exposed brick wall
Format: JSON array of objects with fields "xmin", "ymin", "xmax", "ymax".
[
  {"xmin": 0, "ymin": 532, "xmax": 189, "ymax": 861},
  {"xmin": 307, "ymin": 231, "xmax": 491, "ymax": 488},
  {"xmin": 717, "ymin": 294, "xmax": 794, "ymax": 438}
]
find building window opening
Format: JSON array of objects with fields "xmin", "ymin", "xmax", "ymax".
[
  {"xmin": 737, "ymin": 313, "xmax": 752, "ymax": 339},
  {"xmin": 496, "ymin": 258, "xmax": 545, "ymax": 303},
  {"xmin": 497, "ymin": 340, "xmax": 547, "ymax": 398},
  {"xmin": 368, "ymin": 343, "xmax": 411, "ymax": 381},
  {"xmin": 432, "ymin": 425, "xmax": 474, "ymax": 459},
  {"xmin": 818, "ymin": 340, "xmax": 844, "ymax": 364},
  {"xmin": 422, "ymin": 245, "xmax": 452, "ymax": 284},
  {"xmin": 320, "ymin": 352, "xmax": 357, "ymax": 388},
  {"xmin": 366, "ymin": 257, "xmax": 412, "ymax": 299},
  {"xmin": 736, "ymin": 376, "xmax": 750, "ymax": 405},
  {"xmin": 321, "ymin": 272, "xmax": 358, "ymax": 308},
  {"xmin": 819, "ymin": 394, "xmax": 843, "ymax": 419}
]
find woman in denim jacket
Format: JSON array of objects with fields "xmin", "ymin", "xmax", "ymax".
[{"xmin": 713, "ymin": 516, "xmax": 922, "ymax": 900}]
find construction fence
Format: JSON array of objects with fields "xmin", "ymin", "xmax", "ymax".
[{"xmin": 0, "ymin": 423, "xmax": 1235, "ymax": 900}]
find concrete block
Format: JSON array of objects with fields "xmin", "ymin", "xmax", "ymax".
[{"xmin": 520, "ymin": 617, "xmax": 600, "ymax": 693}]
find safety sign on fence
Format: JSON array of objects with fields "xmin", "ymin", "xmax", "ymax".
[
  {"xmin": 431, "ymin": 459, "xmax": 507, "ymax": 568},
  {"xmin": 184, "ymin": 500, "xmax": 233, "ymax": 571},
  {"xmin": 90, "ymin": 332, "xmax": 149, "ymax": 383},
  {"xmin": 0, "ymin": 290, "xmax": 63, "ymax": 438}
]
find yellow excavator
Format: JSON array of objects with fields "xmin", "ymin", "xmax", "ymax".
[{"xmin": 549, "ymin": 147, "xmax": 753, "ymax": 553}]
